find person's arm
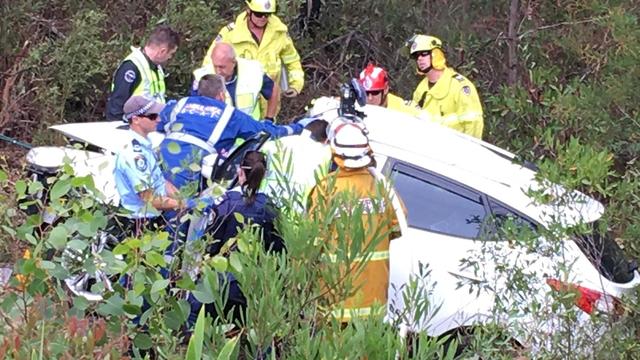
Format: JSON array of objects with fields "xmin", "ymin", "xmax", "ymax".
[
  {"xmin": 106, "ymin": 61, "xmax": 140, "ymax": 120},
  {"xmin": 233, "ymin": 108, "xmax": 303, "ymax": 140},
  {"xmin": 165, "ymin": 179, "xmax": 179, "ymax": 197},
  {"xmin": 280, "ymin": 33, "xmax": 304, "ymax": 96},
  {"xmin": 261, "ymin": 74, "xmax": 279, "ymax": 119},
  {"xmin": 456, "ymin": 82, "xmax": 484, "ymax": 139},
  {"xmin": 139, "ymin": 189, "xmax": 183, "ymax": 210},
  {"xmin": 156, "ymin": 99, "xmax": 178, "ymax": 133}
]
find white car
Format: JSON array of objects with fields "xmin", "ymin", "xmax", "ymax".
[{"xmin": 25, "ymin": 97, "xmax": 639, "ymax": 348}]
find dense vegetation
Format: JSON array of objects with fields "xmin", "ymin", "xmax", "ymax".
[{"xmin": 1, "ymin": 0, "xmax": 639, "ymax": 358}]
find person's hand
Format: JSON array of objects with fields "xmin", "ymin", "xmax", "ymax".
[{"xmin": 283, "ymin": 89, "xmax": 298, "ymax": 98}]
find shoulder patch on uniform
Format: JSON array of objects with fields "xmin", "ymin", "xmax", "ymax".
[
  {"xmin": 131, "ymin": 139, "xmax": 143, "ymax": 152},
  {"xmin": 134, "ymin": 155, "xmax": 148, "ymax": 172},
  {"xmin": 462, "ymin": 85, "xmax": 471, "ymax": 96},
  {"xmin": 124, "ymin": 69, "xmax": 136, "ymax": 83},
  {"xmin": 454, "ymin": 74, "xmax": 465, "ymax": 82}
]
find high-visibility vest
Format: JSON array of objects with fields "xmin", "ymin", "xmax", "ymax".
[
  {"xmin": 412, "ymin": 67, "xmax": 484, "ymax": 139},
  {"xmin": 192, "ymin": 58, "xmax": 263, "ymax": 119},
  {"xmin": 118, "ymin": 47, "xmax": 166, "ymax": 103}
]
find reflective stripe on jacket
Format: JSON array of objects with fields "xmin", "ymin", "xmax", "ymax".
[
  {"xmin": 412, "ymin": 67, "xmax": 483, "ymax": 139},
  {"xmin": 192, "ymin": 58, "xmax": 264, "ymax": 119},
  {"xmin": 308, "ymin": 167, "xmax": 400, "ymax": 322},
  {"xmin": 203, "ymin": 12, "xmax": 304, "ymax": 93},
  {"xmin": 120, "ymin": 47, "xmax": 166, "ymax": 103}
]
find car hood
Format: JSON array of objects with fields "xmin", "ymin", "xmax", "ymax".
[{"xmin": 50, "ymin": 121, "xmax": 164, "ymax": 154}]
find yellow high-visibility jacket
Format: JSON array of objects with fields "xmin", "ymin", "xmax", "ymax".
[
  {"xmin": 387, "ymin": 93, "xmax": 432, "ymax": 121},
  {"xmin": 412, "ymin": 67, "xmax": 484, "ymax": 139},
  {"xmin": 308, "ymin": 167, "xmax": 399, "ymax": 322},
  {"xmin": 203, "ymin": 12, "xmax": 304, "ymax": 94}
]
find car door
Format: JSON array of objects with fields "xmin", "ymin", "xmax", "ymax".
[{"xmin": 382, "ymin": 159, "xmax": 499, "ymax": 335}]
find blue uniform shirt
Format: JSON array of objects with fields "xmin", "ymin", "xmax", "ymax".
[
  {"xmin": 114, "ymin": 130, "xmax": 167, "ymax": 218},
  {"xmin": 157, "ymin": 96, "xmax": 303, "ymax": 189}
]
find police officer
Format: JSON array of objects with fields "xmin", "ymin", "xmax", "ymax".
[
  {"xmin": 406, "ymin": 34, "xmax": 484, "ymax": 139},
  {"xmin": 157, "ymin": 74, "xmax": 314, "ymax": 192},
  {"xmin": 114, "ymin": 96, "xmax": 190, "ymax": 224},
  {"xmin": 202, "ymin": 0, "xmax": 304, "ymax": 115},
  {"xmin": 192, "ymin": 42, "xmax": 278, "ymax": 120},
  {"xmin": 106, "ymin": 26, "xmax": 180, "ymax": 121},
  {"xmin": 357, "ymin": 63, "xmax": 431, "ymax": 120}
]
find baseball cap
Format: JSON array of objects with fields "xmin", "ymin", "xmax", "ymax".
[{"xmin": 123, "ymin": 96, "xmax": 165, "ymax": 121}]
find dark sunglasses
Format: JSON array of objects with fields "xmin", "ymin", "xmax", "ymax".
[
  {"xmin": 144, "ymin": 113, "xmax": 159, "ymax": 121},
  {"xmin": 251, "ymin": 11, "xmax": 270, "ymax": 18},
  {"xmin": 412, "ymin": 51, "xmax": 431, "ymax": 59},
  {"xmin": 366, "ymin": 90, "xmax": 383, "ymax": 96}
]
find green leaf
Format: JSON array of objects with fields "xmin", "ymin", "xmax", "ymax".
[
  {"xmin": 0, "ymin": 169, "xmax": 7, "ymax": 182},
  {"xmin": 47, "ymin": 225, "xmax": 68, "ymax": 250},
  {"xmin": 176, "ymin": 276, "xmax": 196, "ymax": 291},
  {"xmin": 210, "ymin": 255, "xmax": 228, "ymax": 272},
  {"xmin": 229, "ymin": 252, "xmax": 243, "ymax": 273},
  {"xmin": 15, "ymin": 180, "xmax": 27, "ymax": 196},
  {"xmin": 123, "ymin": 304, "xmax": 141, "ymax": 315},
  {"xmin": 216, "ymin": 336, "xmax": 239, "ymax": 360},
  {"xmin": 164, "ymin": 309, "xmax": 184, "ymax": 330},
  {"xmin": 134, "ymin": 333, "xmax": 153, "ymax": 350},
  {"xmin": 145, "ymin": 251, "xmax": 166, "ymax": 267},
  {"xmin": 151, "ymin": 279, "xmax": 170, "ymax": 293},
  {"xmin": 67, "ymin": 239, "xmax": 88, "ymax": 251},
  {"xmin": 167, "ymin": 141, "xmax": 181, "ymax": 154},
  {"xmin": 50, "ymin": 179, "xmax": 71, "ymax": 200},
  {"xmin": 233, "ymin": 212, "xmax": 245, "ymax": 224},
  {"xmin": 185, "ymin": 306, "xmax": 205, "ymax": 360},
  {"xmin": 112, "ymin": 243, "xmax": 129, "ymax": 255},
  {"xmin": 97, "ymin": 295, "xmax": 125, "ymax": 317}
]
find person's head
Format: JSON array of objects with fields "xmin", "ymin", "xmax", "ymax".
[
  {"xmin": 211, "ymin": 42, "xmax": 237, "ymax": 81},
  {"xmin": 327, "ymin": 118, "xmax": 375, "ymax": 170},
  {"xmin": 358, "ymin": 63, "xmax": 389, "ymax": 107},
  {"xmin": 144, "ymin": 25, "xmax": 180, "ymax": 66},
  {"xmin": 197, "ymin": 74, "xmax": 226, "ymax": 101},
  {"xmin": 123, "ymin": 96, "xmax": 165, "ymax": 136},
  {"xmin": 406, "ymin": 34, "xmax": 446, "ymax": 74},
  {"xmin": 245, "ymin": 0, "xmax": 275, "ymax": 29},
  {"xmin": 305, "ymin": 119, "xmax": 329, "ymax": 143},
  {"xmin": 237, "ymin": 150, "xmax": 268, "ymax": 203}
]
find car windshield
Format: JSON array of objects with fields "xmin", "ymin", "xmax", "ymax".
[{"xmin": 574, "ymin": 221, "xmax": 636, "ymax": 283}]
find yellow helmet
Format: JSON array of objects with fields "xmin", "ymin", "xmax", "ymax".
[
  {"xmin": 246, "ymin": 0, "xmax": 276, "ymax": 13},
  {"xmin": 405, "ymin": 34, "xmax": 446, "ymax": 71},
  {"xmin": 406, "ymin": 34, "xmax": 442, "ymax": 54}
]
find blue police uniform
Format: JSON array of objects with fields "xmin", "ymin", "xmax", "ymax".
[
  {"xmin": 157, "ymin": 95, "xmax": 303, "ymax": 189},
  {"xmin": 114, "ymin": 130, "xmax": 166, "ymax": 218}
]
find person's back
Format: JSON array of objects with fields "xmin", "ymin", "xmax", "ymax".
[
  {"xmin": 308, "ymin": 119, "xmax": 399, "ymax": 323},
  {"xmin": 157, "ymin": 74, "xmax": 307, "ymax": 190}
]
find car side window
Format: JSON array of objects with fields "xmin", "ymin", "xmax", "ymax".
[
  {"xmin": 486, "ymin": 199, "xmax": 539, "ymax": 240},
  {"xmin": 389, "ymin": 162, "xmax": 487, "ymax": 239}
]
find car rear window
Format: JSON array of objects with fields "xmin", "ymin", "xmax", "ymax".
[{"xmin": 574, "ymin": 221, "xmax": 636, "ymax": 283}]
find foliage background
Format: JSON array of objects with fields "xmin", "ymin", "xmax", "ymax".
[{"xmin": 0, "ymin": 0, "xmax": 639, "ymax": 357}]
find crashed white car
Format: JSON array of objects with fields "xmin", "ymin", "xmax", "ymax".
[{"xmin": 25, "ymin": 97, "xmax": 639, "ymax": 348}]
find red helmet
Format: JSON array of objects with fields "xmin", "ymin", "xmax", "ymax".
[{"xmin": 358, "ymin": 63, "xmax": 388, "ymax": 92}]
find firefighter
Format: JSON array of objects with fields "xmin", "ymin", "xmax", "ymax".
[
  {"xmin": 358, "ymin": 63, "xmax": 431, "ymax": 120},
  {"xmin": 192, "ymin": 42, "xmax": 278, "ymax": 120},
  {"xmin": 406, "ymin": 34, "xmax": 484, "ymax": 139},
  {"xmin": 307, "ymin": 118, "xmax": 401, "ymax": 323},
  {"xmin": 202, "ymin": 0, "xmax": 304, "ymax": 115},
  {"xmin": 106, "ymin": 26, "xmax": 180, "ymax": 121}
]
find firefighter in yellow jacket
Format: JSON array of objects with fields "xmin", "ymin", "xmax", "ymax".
[
  {"xmin": 202, "ymin": 0, "xmax": 304, "ymax": 115},
  {"xmin": 407, "ymin": 34, "xmax": 484, "ymax": 139},
  {"xmin": 308, "ymin": 118, "xmax": 400, "ymax": 323}
]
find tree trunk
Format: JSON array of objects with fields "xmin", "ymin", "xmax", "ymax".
[{"xmin": 507, "ymin": 0, "xmax": 519, "ymax": 86}]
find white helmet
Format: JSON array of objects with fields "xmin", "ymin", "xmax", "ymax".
[{"xmin": 328, "ymin": 118, "xmax": 374, "ymax": 169}]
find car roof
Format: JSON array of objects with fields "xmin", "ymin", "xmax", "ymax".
[{"xmin": 307, "ymin": 97, "xmax": 604, "ymax": 226}]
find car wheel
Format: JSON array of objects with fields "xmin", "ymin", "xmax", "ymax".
[{"xmin": 61, "ymin": 230, "xmax": 121, "ymax": 302}]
